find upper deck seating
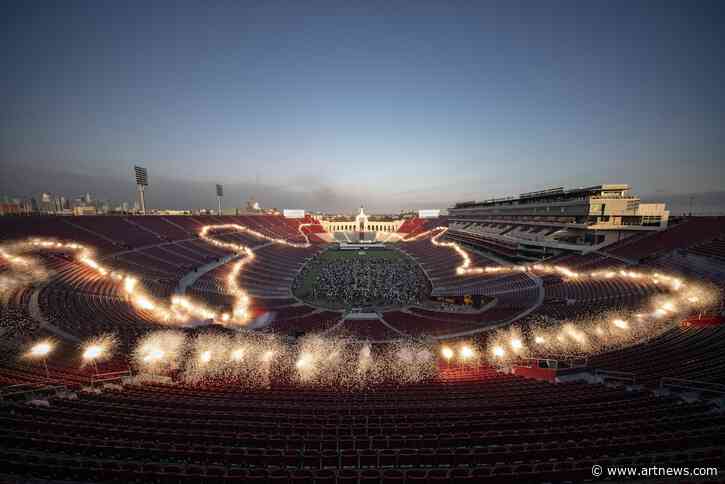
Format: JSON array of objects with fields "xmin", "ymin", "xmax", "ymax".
[
  {"xmin": 0, "ymin": 216, "xmax": 117, "ymax": 253},
  {"xmin": 589, "ymin": 325, "xmax": 725, "ymax": 386},
  {"xmin": 125, "ymin": 216, "xmax": 192, "ymax": 241},
  {"xmin": 688, "ymin": 236, "xmax": 725, "ymax": 261},
  {"xmin": 604, "ymin": 217, "xmax": 725, "ymax": 262}
]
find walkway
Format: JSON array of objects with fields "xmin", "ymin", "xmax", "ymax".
[
  {"xmin": 592, "ymin": 250, "xmax": 638, "ymax": 266},
  {"xmin": 29, "ymin": 288, "xmax": 81, "ymax": 343},
  {"xmin": 176, "ymin": 253, "xmax": 241, "ymax": 294}
]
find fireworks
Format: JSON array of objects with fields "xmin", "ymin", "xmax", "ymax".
[
  {"xmin": 183, "ymin": 333, "xmax": 233, "ymax": 384},
  {"xmin": 132, "ymin": 330, "xmax": 187, "ymax": 375},
  {"xmin": 1, "ymin": 221, "xmax": 711, "ymax": 333},
  {"xmin": 123, "ymin": 276, "xmax": 137, "ymax": 294},
  {"xmin": 440, "ymin": 346, "xmax": 454, "ymax": 361},
  {"xmin": 83, "ymin": 346, "xmax": 102, "ymax": 360},
  {"xmin": 356, "ymin": 343, "xmax": 375, "ymax": 383},
  {"xmin": 382, "ymin": 341, "xmax": 437, "ymax": 384},
  {"xmin": 3, "ymin": 222, "xmax": 722, "ymax": 385},
  {"xmin": 0, "ymin": 238, "xmax": 229, "ymax": 326},
  {"xmin": 182, "ymin": 332, "xmax": 286, "ymax": 387},
  {"xmin": 418, "ymin": 228, "xmax": 700, "ymax": 292},
  {"xmin": 27, "ymin": 340, "xmax": 54, "ymax": 359},
  {"xmin": 459, "ymin": 344, "xmax": 476, "ymax": 360},
  {"xmin": 23, "ymin": 338, "xmax": 57, "ymax": 378},
  {"xmin": 0, "ymin": 245, "xmax": 48, "ymax": 296},
  {"xmin": 80, "ymin": 334, "xmax": 118, "ymax": 368},
  {"xmin": 14, "ymin": 266, "xmax": 720, "ymax": 387},
  {"xmin": 478, "ymin": 283, "xmax": 717, "ymax": 366},
  {"xmin": 229, "ymin": 347, "xmax": 245, "ymax": 362},
  {"xmin": 127, "ymin": 330, "xmax": 440, "ymax": 389},
  {"xmin": 134, "ymin": 296, "xmax": 155, "ymax": 311},
  {"xmin": 199, "ymin": 223, "xmax": 316, "ymax": 251},
  {"xmin": 0, "ymin": 221, "xmax": 316, "ymax": 330},
  {"xmin": 293, "ymin": 334, "xmax": 359, "ymax": 387}
]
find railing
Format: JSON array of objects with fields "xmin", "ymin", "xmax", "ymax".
[
  {"xmin": 0, "ymin": 383, "xmax": 68, "ymax": 402},
  {"xmin": 90, "ymin": 369, "xmax": 132, "ymax": 386},
  {"xmin": 518, "ymin": 356, "xmax": 588, "ymax": 370},
  {"xmin": 660, "ymin": 377, "xmax": 725, "ymax": 395},
  {"xmin": 594, "ymin": 369, "xmax": 637, "ymax": 385}
]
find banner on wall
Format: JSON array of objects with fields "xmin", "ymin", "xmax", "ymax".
[
  {"xmin": 418, "ymin": 209, "xmax": 440, "ymax": 218},
  {"xmin": 283, "ymin": 209, "xmax": 305, "ymax": 219}
]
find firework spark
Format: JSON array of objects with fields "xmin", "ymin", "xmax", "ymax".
[
  {"xmin": 2, "ymin": 221, "xmax": 720, "ymax": 376},
  {"xmin": 132, "ymin": 330, "xmax": 187, "ymax": 375},
  {"xmin": 80, "ymin": 333, "xmax": 118, "ymax": 367}
]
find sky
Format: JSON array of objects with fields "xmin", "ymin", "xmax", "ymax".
[{"xmin": 1, "ymin": 1, "xmax": 724, "ymax": 212}]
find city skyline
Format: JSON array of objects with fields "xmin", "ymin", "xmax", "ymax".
[{"xmin": 3, "ymin": 161, "xmax": 724, "ymax": 216}]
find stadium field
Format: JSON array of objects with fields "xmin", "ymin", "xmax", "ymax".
[{"xmin": 293, "ymin": 248, "xmax": 424, "ymax": 309}]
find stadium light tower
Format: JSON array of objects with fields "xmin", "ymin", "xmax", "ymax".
[
  {"xmin": 216, "ymin": 184, "xmax": 223, "ymax": 216},
  {"xmin": 134, "ymin": 165, "xmax": 149, "ymax": 214}
]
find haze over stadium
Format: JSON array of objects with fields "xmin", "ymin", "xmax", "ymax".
[{"xmin": 2, "ymin": 2, "xmax": 725, "ymax": 483}]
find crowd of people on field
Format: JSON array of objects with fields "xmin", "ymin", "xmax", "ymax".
[{"xmin": 298, "ymin": 254, "xmax": 428, "ymax": 307}]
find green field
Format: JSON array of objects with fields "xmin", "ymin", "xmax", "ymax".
[{"xmin": 292, "ymin": 248, "xmax": 424, "ymax": 309}]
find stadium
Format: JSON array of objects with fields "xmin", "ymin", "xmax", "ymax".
[
  {"xmin": 1, "ymin": 180, "xmax": 725, "ymax": 484},
  {"xmin": 3, "ymin": 2, "xmax": 725, "ymax": 483}
]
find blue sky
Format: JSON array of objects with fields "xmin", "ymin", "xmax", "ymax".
[{"xmin": 1, "ymin": 1, "xmax": 724, "ymax": 211}]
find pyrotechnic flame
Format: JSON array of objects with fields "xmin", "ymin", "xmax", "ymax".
[
  {"xmin": 80, "ymin": 334, "xmax": 117, "ymax": 366},
  {"xmin": 357, "ymin": 343, "xmax": 374, "ymax": 380},
  {"xmin": 229, "ymin": 347, "xmax": 245, "ymax": 362},
  {"xmin": 133, "ymin": 330, "xmax": 187, "ymax": 375},
  {"xmin": 411, "ymin": 227, "xmax": 709, "ymax": 299},
  {"xmin": 124, "ymin": 277, "xmax": 137, "ymax": 294},
  {"xmin": 662, "ymin": 301, "xmax": 676, "ymax": 313},
  {"xmin": 134, "ymin": 296, "xmax": 155, "ymax": 311},
  {"xmin": 460, "ymin": 345, "xmax": 475, "ymax": 360},
  {"xmin": 296, "ymin": 352, "xmax": 313, "ymax": 369},
  {"xmin": 1, "ymin": 221, "xmax": 317, "ymax": 330},
  {"xmin": 83, "ymin": 346, "xmax": 103, "ymax": 360},
  {"xmin": 143, "ymin": 348, "xmax": 165, "ymax": 363},
  {"xmin": 3, "ymin": 220, "xmax": 722, "ymax": 376},
  {"xmin": 27, "ymin": 340, "xmax": 54, "ymax": 358},
  {"xmin": 441, "ymin": 346, "xmax": 454, "ymax": 360}
]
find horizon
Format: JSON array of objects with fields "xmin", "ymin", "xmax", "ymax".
[{"xmin": 2, "ymin": 160, "xmax": 725, "ymax": 215}]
